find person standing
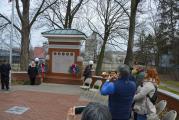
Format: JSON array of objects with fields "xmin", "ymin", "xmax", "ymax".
[
  {"xmin": 133, "ymin": 68, "xmax": 159, "ymax": 120},
  {"xmin": 132, "ymin": 65, "xmax": 145, "ymax": 87},
  {"xmin": 39, "ymin": 61, "xmax": 46, "ymax": 82},
  {"xmin": 101, "ymin": 64, "xmax": 136, "ymax": 120},
  {"xmin": 28, "ymin": 61, "xmax": 38, "ymax": 85},
  {"xmin": 0, "ymin": 60, "xmax": 11, "ymax": 90},
  {"xmin": 83, "ymin": 60, "xmax": 93, "ymax": 81}
]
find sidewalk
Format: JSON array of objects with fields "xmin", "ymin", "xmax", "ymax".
[
  {"xmin": 0, "ymin": 83, "xmax": 88, "ymax": 120},
  {"xmin": 11, "ymin": 83, "xmax": 81, "ymax": 95}
]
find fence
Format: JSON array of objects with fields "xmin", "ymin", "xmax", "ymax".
[{"xmin": 83, "ymin": 62, "xmax": 122, "ymax": 72}]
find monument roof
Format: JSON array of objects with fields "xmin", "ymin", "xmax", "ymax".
[{"xmin": 42, "ymin": 29, "xmax": 87, "ymax": 38}]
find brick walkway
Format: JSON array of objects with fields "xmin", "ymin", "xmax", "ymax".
[{"xmin": 0, "ymin": 84, "xmax": 88, "ymax": 120}]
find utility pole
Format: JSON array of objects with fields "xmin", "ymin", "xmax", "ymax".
[{"xmin": 9, "ymin": 0, "xmax": 15, "ymax": 87}]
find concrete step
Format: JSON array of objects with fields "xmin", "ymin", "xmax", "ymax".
[{"xmin": 44, "ymin": 76, "xmax": 83, "ymax": 85}]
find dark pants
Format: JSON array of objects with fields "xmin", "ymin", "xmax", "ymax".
[
  {"xmin": 30, "ymin": 77, "xmax": 36, "ymax": 85},
  {"xmin": 112, "ymin": 119, "xmax": 129, "ymax": 120},
  {"xmin": 136, "ymin": 114, "xmax": 147, "ymax": 120},
  {"xmin": 1, "ymin": 76, "xmax": 9, "ymax": 90}
]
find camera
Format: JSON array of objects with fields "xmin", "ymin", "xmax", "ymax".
[{"xmin": 74, "ymin": 106, "xmax": 86, "ymax": 114}]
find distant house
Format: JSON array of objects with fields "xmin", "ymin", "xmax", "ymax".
[
  {"xmin": 0, "ymin": 49, "xmax": 20, "ymax": 63},
  {"xmin": 104, "ymin": 51, "xmax": 126, "ymax": 64},
  {"xmin": 84, "ymin": 32, "xmax": 103, "ymax": 63},
  {"xmin": 33, "ymin": 47, "xmax": 45, "ymax": 60}
]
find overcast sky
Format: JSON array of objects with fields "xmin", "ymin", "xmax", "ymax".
[
  {"xmin": 0, "ymin": 0, "xmax": 47, "ymax": 47},
  {"xmin": 0, "ymin": 0, "xmax": 157, "ymax": 50}
]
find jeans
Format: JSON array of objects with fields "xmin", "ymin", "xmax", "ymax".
[{"xmin": 136, "ymin": 114, "xmax": 147, "ymax": 120}]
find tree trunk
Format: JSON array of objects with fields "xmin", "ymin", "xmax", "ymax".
[
  {"xmin": 20, "ymin": 28, "xmax": 30, "ymax": 70},
  {"xmin": 95, "ymin": 35, "xmax": 108, "ymax": 75},
  {"xmin": 124, "ymin": 0, "xmax": 139, "ymax": 67},
  {"xmin": 20, "ymin": 0, "xmax": 30, "ymax": 71},
  {"xmin": 68, "ymin": 16, "xmax": 73, "ymax": 28},
  {"xmin": 65, "ymin": 0, "xmax": 71, "ymax": 28}
]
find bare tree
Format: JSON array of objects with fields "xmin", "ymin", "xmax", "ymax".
[
  {"xmin": 88, "ymin": 0, "xmax": 129, "ymax": 75},
  {"xmin": 43, "ymin": 0, "xmax": 88, "ymax": 29},
  {"xmin": 0, "ymin": 0, "xmax": 57, "ymax": 70}
]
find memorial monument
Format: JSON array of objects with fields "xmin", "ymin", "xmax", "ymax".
[{"xmin": 42, "ymin": 29, "xmax": 86, "ymax": 84}]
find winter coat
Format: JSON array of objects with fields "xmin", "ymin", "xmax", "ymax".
[
  {"xmin": 133, "ymin": 80, "xmax": 158, "ymax": 120},
  {"xmin": 28, "ymin": 65, "xmax": 38, "ymax": 78},
  {"xmin": 101, "ymin": 76, "xmax": 136, "ymax": 119},
  {"xmin": 0, "ymin": 63, "xmax": 11, "ymax": 78},
  {"xmin": 83, "ymin": 65, "xmax": 92, "ymax": 78}
]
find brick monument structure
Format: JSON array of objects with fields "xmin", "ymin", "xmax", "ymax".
[{"xmin": 42, "ymin": 29, "xmax": 86, "ymax": 84}]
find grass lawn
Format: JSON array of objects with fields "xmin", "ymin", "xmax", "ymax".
[
  {"xmin": 159, "ymin": 79, "xmax": 179, "ymax": 95},
  {"xmin": 159, "ymin": 85, "xmax": 179, "ymax": 95},
  {"xmin": 161, "ymin": 80, "xmax": 179, "ymax": 87}
]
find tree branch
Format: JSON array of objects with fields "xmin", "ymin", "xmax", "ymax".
[
  {"xmin": 0, "ymin": 23, "xmax": 9, "ymax": 30},
  {"xmin": 15, "ymin": 0, "xmax": 23, "ymax": 22},
  {"xmin": 0, "ymin": 14, "xmax": 21, "ymax": 33},
  {"xmin": 87, "ymin": 18, "xmax": 104, "ymax": 40},
  {"xmin": 114, "ymin": 0, "xmax": 130, "ymax": 18},
  {"xmin": 44, "ymin": 14, "xmax": 62, "ymax": 28},
  {"xmin": 30, "ymin": 0, "xmax": 58, "ymax": 28},
  {"xmin": 71, "ymin": 0, "xmax": 83, "ymax": 17}
]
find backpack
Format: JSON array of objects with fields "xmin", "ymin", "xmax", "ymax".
[{"xmin": 147, "ymin": 85, "xmax": 158, "ymax": 105}]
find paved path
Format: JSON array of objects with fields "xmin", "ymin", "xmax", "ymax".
[
  {"xmin": 10, "ymin": 83, "xmax": 81, "ymax": 95},
  {"xmin": 0, "ymin": 84, "xmax": 88, "ymax": 120}
]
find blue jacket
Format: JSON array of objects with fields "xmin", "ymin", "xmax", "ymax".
[{"xmin": 101, "ymin": 76, "xmax": 136, "ymax": 119}]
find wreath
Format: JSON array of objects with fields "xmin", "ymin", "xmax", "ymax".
[{"xmin": 69, "ymin": 64, "xmax": 80, "ymax": 75}]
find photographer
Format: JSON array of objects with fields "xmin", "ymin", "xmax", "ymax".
[
  {"xmin": 66, "ymin": 102, "xmax": 112, "ymax": 120},
  {"xmin": 101, "ymin": 64, "xmax": 136, "ymax": 120}
]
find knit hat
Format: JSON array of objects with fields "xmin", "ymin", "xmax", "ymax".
[{"xmin": 117, "ymin": 64, "xmax": 130, "ymax": 76}]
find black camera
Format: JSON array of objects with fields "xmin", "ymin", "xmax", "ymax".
[{"xmin": 74, "ymin": 106, "xmax": 86, "ymax": 114}]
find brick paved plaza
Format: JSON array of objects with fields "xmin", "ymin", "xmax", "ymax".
[{"xmin": 0, "ymin": 84, "xmax": 88, "ymax": 120}]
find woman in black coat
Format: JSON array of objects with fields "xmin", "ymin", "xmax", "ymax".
[{"xmin": 28, "ymin": 61, "xmax": 38, "ymax": 85}]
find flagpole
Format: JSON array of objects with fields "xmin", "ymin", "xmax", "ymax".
[{"xmin": 10, "ymin": 0, "xmax": 14, "ymax": 88}]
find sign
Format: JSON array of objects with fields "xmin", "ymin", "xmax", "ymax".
[
  {"xmin": 5, "ymin": 106, "xmax": 29, "ymax": 115},
  {"xmin": 52, "ymin": 51, "xmax": 75, "ymax": 73}
]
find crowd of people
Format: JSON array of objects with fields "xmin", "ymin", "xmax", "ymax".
[
  {"xmin": 0, "ymin": 58, "xmax": 161, "ymax": 120},
  {"xmin": 0, "ymin": 57, "xmax": 47, "ymax": 89},
  {"xmin": 69, "ymin": 61, "xmax": 160, "ymax": 120}
]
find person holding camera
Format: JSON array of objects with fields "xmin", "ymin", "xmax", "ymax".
[
  {"xmin": 66, "ymin": 102, "xmax": 112, "ymax": 120},
  {"xmin": 101, "ymin": 64, "xmax": 136, "ymax": 120}
]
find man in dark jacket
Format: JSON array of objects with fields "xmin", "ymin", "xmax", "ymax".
[
  {"xmin": 83, "ymin": 60, "xmax": 93, "ymax": 81},
  {"xmin": 0, "ymin": 60, "xmax": 11, "ymax": 90},
  {"xmin": 101, "ymin": 64, "xmax": 136, "ymax": 120}
]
